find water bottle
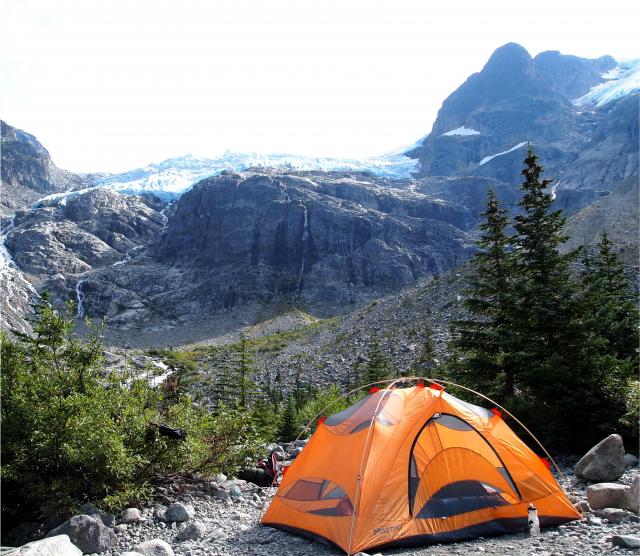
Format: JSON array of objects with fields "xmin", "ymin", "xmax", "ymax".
[{"xmin": 528, "ymin": 503, "xmax": 540, "ymax": 536}]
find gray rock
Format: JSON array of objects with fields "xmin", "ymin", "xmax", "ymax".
[
  {"xmin": 45, "ymin": 515, "xmax": 117, "ymax": 554},
  {"xmin": 214, "ymin": 489, "xmax": 231, "ymax": 503},
  {"xmin": 587, "ymin": 483, "xmax": 630, "ymax": 510},
  {"xmin": 118, "ymin": 553, "xmax": 145, "ymax": 556},
  {"xmin": 78, "ymin": 503, "xmax": 116, "ymax": 528},
  {"xmin": 212, "ymin": 473, "xmax": 227, "ymax": 484},
  {"xmin": 120, "ymin": 508, "xmax": 142, "ymax": 524},
  {"xmin": 207, "ymin": 527, "xmax": 225, "ymax": 540},
  {"xmin": 13, "ymin": 534, "xmax": 82, "ymax": 556},
  {"xmin": 629, "ymin": 474, "xmax": 640, "ymax": 513},
  {"xmin": 132, "ymin": 539, "xmax": 175, "ymax": 556},
  {"xmin": 164, "ymin": 502, "xmax": 194, "ymax": 523},
  {"xmin": 601, "ymin": 507, "xmax": 625, "ymax": 523},
  {"xmin": 587, "ymin": 515, "xmax": 603, "ymax": 526},
  {"xmin": 624, "ymin": 453, "xmax": 639, "ymax": 467},
  {"xmin": 573, "ymin": 500, "xmax": 590, "ymax": 513},
  {"xmin": 612, "ymin": 535, "xmax": 640, "ymax": 549},
  {"xmin": 175, "ymin": 522, "xmax": 207, "ymax": 541},
  {"xmin": 574, "ymin": 434, "xmax": 625, "ymax": 482}
]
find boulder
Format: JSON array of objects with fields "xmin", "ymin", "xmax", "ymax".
[
  {"xmin": 573, "ymin": 434, "xmax": 624, "ymax": 481},
  {"xmin": 612, "ymin": 535, "xmax": 640, "ymax": 549},
  {"xmin": 574, "ymin": 434, "xmax": 625, "ymax": 481},
  {"xmin": 164, "ymin": 502, "xmax": 194, "ymax": 523},
  {"xmin": 121, "ymin": 507, "xmax": 142, "ymax": 524},
  {"xmin": 119, "ymin": 553, "xmax": 145, "ymax": 556},
  {"xmin": 78, "ymin": 503, "xmax": 115, "ymax": 528},
  {"xmin": 133, "ymin": 539, "xmax": 175, "ymax": 556},
  {"xmin": 587, "ymin": 483, "xmax": 630, "ymax": 510},
  {"xmin": 14, "ymin": 534, "xmax": 82, "ymax": 556},
  {"xmin": 175, "ymin": 521, "xmax": 207, "ymax": 541},
  {"xmin": 629, "ymin": 474, "xmax": 640, "ymax": 513},
  {"xmin": 45, "ymin": 515, "xmax": 117, "ymax": 554}
]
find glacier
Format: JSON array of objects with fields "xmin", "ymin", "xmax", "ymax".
[
  {"xmin": 37, "ymin": 149, "xmax": 420, "ymax": 206},
  {"xmin": 573, "ymin": 59, "xmax": 640, "ymax": 108}
]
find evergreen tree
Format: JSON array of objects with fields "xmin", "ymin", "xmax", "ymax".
[
  {"xmin": 453, "ymin": 189, "xmax": 516, "ymax": 397},
  {"xmin": 414, "ymin": 325, "xmax": 438, "ymax": 375},
  {"xmin": 216, "ymin": 336, "xmax": 259, "ymax": 409},
  {"xmin": 581, "ymin": 233, "xmax": 639, "ymax": 362},
  {"xmin": 251, "ymin": 396, "xmax": 280, "ymax": 442},
  {"xmin": 505, "ymin": 149, "xmax": 627, "ymax": 448},
  {"xmin": 364, "ymin": 339, "xmax": 389, "ymax": 385},
  {"xmin": 278, "ymin": 395, "xmax": 297, "ymax": 441}
]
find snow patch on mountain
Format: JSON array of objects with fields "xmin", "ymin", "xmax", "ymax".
[
  {"xmin": 35, "ymin": 151, "xmax": 419, "ymax": 204},
  {"xmin": 573, "ymin": 59, "xmax": 640, "ymax": 108},
  {"xmin": 479, "ymin": 142, "xmax": 528, "ymax": 166},
  {"xmin": 442, "ymin": 126, "xmax": 481, "ymax": 137}
]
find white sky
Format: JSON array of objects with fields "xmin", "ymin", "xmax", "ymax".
[{"xmin": 2, "ymin": 0, "xmax": 638, "ymax": 173}]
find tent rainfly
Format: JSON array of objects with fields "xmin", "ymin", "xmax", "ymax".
[{"xmin": 262, "ymin": 383, "xmax": 580, "ymax": 554}]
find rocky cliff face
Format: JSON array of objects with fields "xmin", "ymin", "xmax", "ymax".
[
  {"xmin": 153, "ymin": 171, "xmax": 475, "ymax": 310},
  {"xmin": 407, "ymin": 44, "xmax": 637, "ymax": 212},
  {"xmin": 1, "ymin": 120, "xmax": 88, "ymax": 216}
]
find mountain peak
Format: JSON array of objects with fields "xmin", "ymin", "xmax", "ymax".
[{"xmin": 483, "ymin": 42, "xmax": 533, "ymax": 76}]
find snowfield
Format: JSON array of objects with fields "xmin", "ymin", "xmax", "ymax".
[
  {"xmin": 479, "ymin": 142, "xmax": 528, "ymax": 166},
  {"xmin": 441, "ymin": 126, "xmax": 481, "ymax": 137},
  {"xmin": 36, "ymin": 150, "xmax": 421, "ymax": 206},
  {"xmin": 574, "ymin": 59, "xmax": 640, "ymax": 108}
]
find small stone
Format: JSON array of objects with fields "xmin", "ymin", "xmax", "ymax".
[
  {"xmin": 208, "ymin": 527, "xmax": 225, "ymax": 540},
  {"xmin": 165, "ymin": 502, "xmax": 194, "ymax": 523},
  {"xmin": 215, "ymin": 489, "xmax": 231, "ymax": 503},
  {"xmin": 588, "ymin": 515, "xmax": 603, "ymax": 526},
  {"xmin": 115, "ymin": 524, "xmax": 128, "ymax": 533},
  {"xmin": 212, "ymin": 473, "xmax": 227, "ymax": 484},
  {"xmin": 601, "ymin": 507, "xmax": 625, "ymax": 523},
  {"xmin": 121, "ymin": 508, "xmax": 142, "ymax": 523},
  {"xmin": 133, "ymin": 538, "xmax": 175, "ymax": 556},
  {"xmin": 573, "ymin": 500, "xmax": 590, "ymax": 513},
  {"xmin": 612, "ymin": 535, "xmax": 640, "ymax": 549},
  {"xmin": 175, "ymin": 521, "xmax": 207, "ymax": 541}
]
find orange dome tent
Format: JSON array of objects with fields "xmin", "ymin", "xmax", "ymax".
[{"xmin": 261, "ymin": 383, "xmax": 580, "ymax": 554}]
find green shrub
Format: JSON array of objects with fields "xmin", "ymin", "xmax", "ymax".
[{"xmin": 0, "ymin": 298, "xmax": 266, "ymax": 523}]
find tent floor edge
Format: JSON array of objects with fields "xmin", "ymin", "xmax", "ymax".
[
  {"xmin": 261, "ymin": 522, "xmax": 348, "ymax": 553},
  {"xmin": 360, "ymin": 515, "xmax": 575, "ymax": 552}
]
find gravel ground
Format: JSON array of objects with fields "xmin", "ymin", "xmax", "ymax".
[{"xmin": 98, "ymin": 464, "xmax": 639, "ymax": 556}]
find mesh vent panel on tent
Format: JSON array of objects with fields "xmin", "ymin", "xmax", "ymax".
[
  {"xmin": 324, "ymin": 391, "xmax": 404, "ymax": 435},
  {"xmin": 279, "ymin": 477, "xmax": 354, "ymax": 517}
]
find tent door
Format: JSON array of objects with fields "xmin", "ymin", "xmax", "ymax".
[{"xmin": 408, "ymin": 413, "xmax": 521, "ymax": 518}]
